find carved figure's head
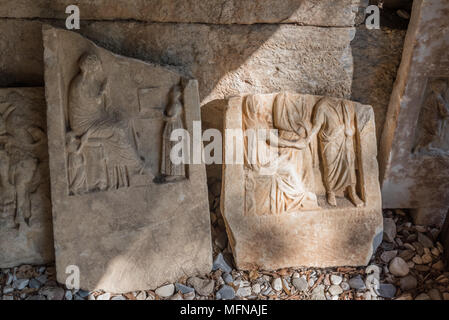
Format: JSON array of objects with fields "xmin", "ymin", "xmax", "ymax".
[
  {"xmin": 79, "ymin": 53, "xmax": 103, "ymax": 76},
  {"xmin": 431, "ymin": 79, "xmax": 447, "ymax": 95},
  {"xmin": 66, "ymin": 131, "xmax": 80, "ymax": 152}
]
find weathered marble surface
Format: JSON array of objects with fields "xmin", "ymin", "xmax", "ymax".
[
  {"xmin": 43, "ymin": 26, "xmax": 211, "ymax": 293},
  {"xmin": 0, "ymin": 0, "xmax": 368, "ymax": 26},
  {"xmin": 0, "ymin": 20, "xmax": 356, "ymax": 103},
  {"xmin": 0, "ymin": 88, "xmax": 54, "ymax": 268},
  {"xmin": 221, "ymin": 93, "xmax": 383, "ymax": 269},
  {"xmin": 380, "ymin": 0, "xmax": 449, "ymax": 226}
]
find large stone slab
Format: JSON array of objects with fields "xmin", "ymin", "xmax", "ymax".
[
  {"xmin": 221, "ymin": 92, "xmax": 383, "ymax": 269},
  {"xmin": 0, "ymin": 0, "xmax": 368, "ymax": 26},
  {"xmin": 0, "ymin": 88, "xmax": 54, "ymax": 267},
  {"xmin": 43, "ymin": 26, "xmax": 212, "ymax": 293},
  {"xmin": 379, "ymin": 0, "xmax": 449, "ymax": 226},
  {"xmin": 0, "ymin": 20, "xmax": 356, "ymax": 103}
]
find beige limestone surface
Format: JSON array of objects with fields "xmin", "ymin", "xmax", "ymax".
[
  {"xmin": 221, "ymin": 92, "xmax": 383, "ymax": 270},
  {"xmin": 0, "ymin": 0, "xmax": 368, "ymax": 26},
  {"xmin": 43, "ymin": 26, "xmax": 212, "ymax": 293},
  {"xmin": 380, "ymin": 0, "xmax": 449, "ymax": 226},
  {"xmin": 0, "ymin": 88, "xmax": 54, "ymax": 268}
]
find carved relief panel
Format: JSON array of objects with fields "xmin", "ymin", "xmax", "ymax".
[
  {"xmin": 43, "ymin": 26, "xmax": 211, "ymax": 293},
  {"xmin": 222, "ymin": 92, "xmax": 382, "ymax": 270},
  {"xmin": 241, "ymin": 93, "xmax": 365, "ymax": 216},
  {"xmin": 0, "ymin": 88, "xmax": 54, "ymax": 267},
  {"xmin": 65, "ymin": 53, "xmax": 187, "ymax": 195}
]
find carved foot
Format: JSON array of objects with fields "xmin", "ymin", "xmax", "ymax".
[
  {"xmin": 327, "ymin": 192, "xmax": 337, "ymax": 207},
  {"xmin": 348, "ymin": 187, "xmax": 364, "ymax": 208}
]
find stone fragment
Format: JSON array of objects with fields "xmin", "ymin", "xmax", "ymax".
[
  {"xmin": 442, "ymin": 292, "xmax": 449, "ymax": 300},
  {"xmin": 375, "ymin": 284, "xmax": 397, "ymax": 299},
  {"xmin": 271, "ymin": 278, "xmax": 283, "ymax": 292},
  {"xmin": 330, "ymin": 275, "xmax": 343, "ymax": 286},
  {"xmin": 340, "ymin": 282, "xmax": 350, "ymax": 291},
  {"xmin": 349, "ymin": 276, "xmax": 366, "ymax": 290},
  {"xmin": 395, "ymin": 293, "xmax": 413, "ymax": 300},
  {"xmin": 222, "ymin": 93, "xmax": 382, "ymax": 269},
  {"xmin": 64, "ymin": 290, "xmax": 73, "ymax": 300},
  {"xmin": 381, "ymin": 250, "xmax": 398, "ymax": 263},
  {"xmin": 400, "ymin": 275, "xmax": 417, "ymax": 291},
  {"xmin": 428, "ymin": 289, "xmax": 442, "ymax": 301},
  {"xmin": 155, "ymin": 284, "xmax": 175, "ymax": 298},
  {"xmin": 415, "ymin": 293, "xmax": 431, "ymax": 300},
  {"xmin": 311, "ymin": 285, "xmax": 326, "ymax": 300},
  {"xmin": 292, "ymin": 277, "xmax": 308, "ymax": 292},
  {"xmin": 96, "ymin": 293, "xmax": 111, "ymax": 300},
  {"xmin": 252, "ymin": 283, "xmax": 261, "ymax": 295},
  {"xmin": 328, "ymin": 285, "xmax": 343, "ymax": 296},
  {"xmin": 0, "ymin": 88, "xmax": 54, "ymax": 268},
  {"xmin": 418, "ymin": 233, "xmax": 434, "ymax": 249},
  {"xmin": 39, "ymin": 287, "xmax": 65, "ymax": 300},
  {"xmin": 14, "ymin": 279, "xmax": 29, "ymax": 290},
  {"xmin": 383, "ymin": 218, "xmax": 397, "ymax": 242},
  {"xmin": 212, "ymin": 253, "xmax": 232, "ymax": 273},
  {"xmin": 187, "ymin": 277, "xmax": 215, "ymax": 296},
  {"xmin": 175, "ymin": 283, "xmax": 194, "ymax": 294},
  {"xmin": 432, "ymin": 260, "xmax": 444, "ymax": 271},
  {"xmin": 43, "ymin": 26, "xmax": 211, "ymax": 293},
  {"xmin": 216, "ymin": 285, "xmax": 235, "ymax": 300},
  {"xmin": 236, "ymin": 286, "xmax": 252, "ymax": 297},
  {"xmin": 380, "ymin": 0, "xmax": 449, "ymax": 227},
  {"xmin": 389, "ymin": 257, "xmax": 410, "ymax": 277}
]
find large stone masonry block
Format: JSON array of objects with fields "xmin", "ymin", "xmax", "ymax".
[{"xmin": 380, "ymin": 0, "xmax": 449, "ymax": 227}]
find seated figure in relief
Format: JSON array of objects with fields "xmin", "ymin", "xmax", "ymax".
[
  {"xmin": 67, "ymin": 53, "xmax": 144, "ymax": 193},
  {"xmin": 243, "ymin": 93, "xmax": 318, "ymax": 215}
]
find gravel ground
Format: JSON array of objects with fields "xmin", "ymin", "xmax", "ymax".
[{"xmin": 1, "ymin": 179, "xmax": 448, "ymax": 301}]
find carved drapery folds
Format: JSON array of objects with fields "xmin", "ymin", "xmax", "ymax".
[
  {"xmin": 242, "ymin": 92, "xmax": 365, "ymax": 216},
  {"xmin": 66, "ymin": 53, "xmax": 187, "ymax": 195},
  {"xmin": 0, "ymin": 95, "xmax": 48, "ymax": 228}
]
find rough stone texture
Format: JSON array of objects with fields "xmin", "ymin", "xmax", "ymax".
[
  {"xmin": 0, "ymin": 20, "xmax": 356, "ymax": 103},
  {"xmin": 380, "ymin": 0, "xmax": 449, "ymax": 227},
  {"xmin": 43, "ymin": 26, "xmax": 212, "ymax": 293},
  {"xmin": 0, "ymin": 0, "xmax": 368, "ymax": 26},
  {"xmin": 221, "ymin": 93, "xmax": 383, "ymax": 269},
  {"xmin": 351, "ymin": 27, "xmax": 407, "ymax": 141},
  {"xmin": 0, "ymin": 88, "xmax": 54, "ymax": 267}
]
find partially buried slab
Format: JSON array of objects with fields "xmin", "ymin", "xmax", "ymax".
[
  {"xmin": 221, "ymin": 92, "xmax": 383, "ymax": 270},
  {"xmin": 0, "ymin": 87, "xmax": 54, "ymax": 267},
  {"xmin": 42, "ymin": 25, "xmax": 211, "ymax": 293}
]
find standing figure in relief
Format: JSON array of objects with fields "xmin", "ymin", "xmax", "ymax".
[
  {"xmin": 160, "ymin": 85, "xmax": 186, "ymax": 182},
  {"xmin": 415, "ymin": 79, "xmax": 449, "ymax": 153},
  {"xmin": 306, "ymin": 97, "xmax": 363, "ymax": 207},
  {"xmin": 269, "ymin": 93, "xmax": 318, "ymax": 213},
  {"xmin": 66, "ymin": 132, "xmax": 87, "ymax": 195}
]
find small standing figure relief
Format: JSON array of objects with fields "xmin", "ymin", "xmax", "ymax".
[
  {"xmin": 156, "ymin": 85, "xmax": 186, "ymax": 183},
  {"xmin": 306, "ymin": 97, "xmax": 363, "ymax": 208},
  {"xmin": 66, "ymin": 132, "xmax": 88, "ymax": 195},
  {"xmin": 415, "ymin": 79, "xmax": 449, "ymax": 154}
]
